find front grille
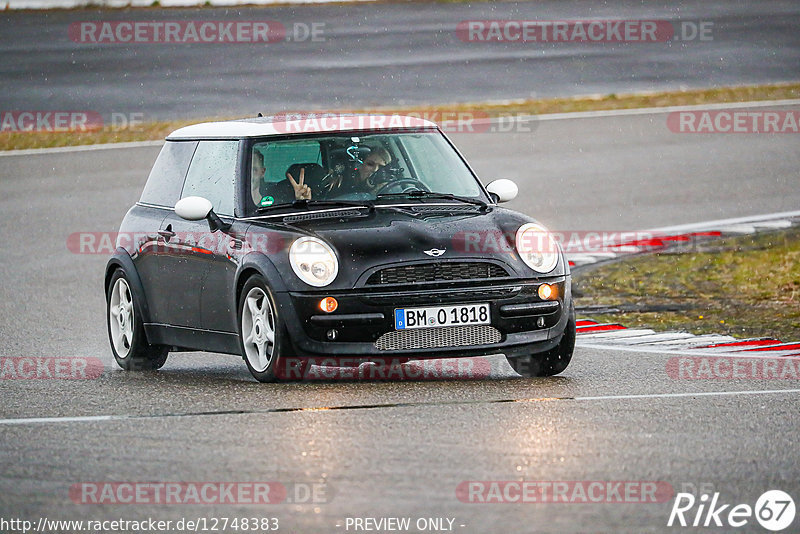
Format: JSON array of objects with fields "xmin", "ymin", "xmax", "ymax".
[
  {"xmin": 375, "ymin": 325, "xmax": 502, "ymax": 351},
  {"xmin": 367, "ymin": 262, "xmax": 509, "ymax": 285}
]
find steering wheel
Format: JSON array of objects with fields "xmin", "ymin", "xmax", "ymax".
[{"xmin": 374, "ymin": 179, "xmax": 429, "ymax": 196}]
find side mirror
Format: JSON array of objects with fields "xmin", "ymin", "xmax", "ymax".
[
  {"xmin": 175, "ymin": 196, "xmax": 212, "ymax": 221},
  {"xmin": 174, "ymin": 196, "xmax": 230, "ymax": 232},
  {"xmin": 486, "ymin": 179, "xmax": 518, "ymax": 203}
]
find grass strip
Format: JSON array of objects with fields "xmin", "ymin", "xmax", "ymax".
[
  {"xmin": 2, "ymin": 82, "xmax": 798, "ymax": 151},
  {"xmin": 573, "ymin": 227, "xmax": 800, "ymax": 341}
]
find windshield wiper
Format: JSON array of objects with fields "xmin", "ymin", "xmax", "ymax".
[
  {"xmin": 255, "ymin": 199, "xmax": 373, "ymax": 213},
  {"xmin": 376, "ymin": 190, "xmax": 488, "ymax": 209}
]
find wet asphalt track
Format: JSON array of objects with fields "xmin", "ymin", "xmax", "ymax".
[
  {"xmin": 1, "ymin": 108, "xmax": 799, "ymax": 532},
  {"xmin": 2, "ymin": 0, "xmax": 800, "ymax": 529},
  {"xmin": 0, "ymin": 0, "xmax": 799, "ymax": 120}
]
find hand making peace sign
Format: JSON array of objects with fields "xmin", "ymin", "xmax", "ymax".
[{"xmin": 286, "ymin": 167, "xmax": 312, "ymax": 200}]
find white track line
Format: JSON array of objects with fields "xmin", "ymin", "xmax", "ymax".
[
  {"xmin": 572, "ymin": 389, "xmax": 800, "ymax": 402},
  {"xmin": 646, "ymin": 210, "xmax": 800, "ymax": 234},
  {"xmin": 0, "ymin": 140, "xmax": 164, "ymax": 157},
  {"xmin": 577, "ymin": 342, "xmax": 800, "ymax": 359},
  {"xmin": 576, "ymin": 329, "xmax": 657, "ymax": 340},
  {"xmin": 0, "ymin": 415, "xmax": 125, "ymax": 425},
  {"xmin": 696, "ymin": 345, "xmax": 784, "ymax": 354},
  {"xmin": 524, "ymin": 98, "xmax": 800, "ymax": 122},
  {"xmin": 604, "ymin": 333, "xmax": 699, "ymax": 345},
  {"xmin": 631, "ymin": 335, "xmax": 738, "ymax": 348}
]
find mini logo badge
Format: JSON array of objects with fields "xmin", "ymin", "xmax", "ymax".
[{"xmin": 424, "ymin": 248, "xmax": 446, "ymax": 257}]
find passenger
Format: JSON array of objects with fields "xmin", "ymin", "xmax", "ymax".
[
  {"xmin": 251, "ymin": 150, "xmax": 312, "ymax": 208},
  {"xmin": 250, "ymin": 149, "xmax": 268, "ymax": 206}
]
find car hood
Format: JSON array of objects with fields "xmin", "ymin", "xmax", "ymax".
[{"xmin": 246, "ymin": 205, "xmax": 565, "ymax": 290}]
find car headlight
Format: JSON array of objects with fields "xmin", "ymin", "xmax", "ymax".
[
  {"xmin": 289, "ymin": 237, "xmax": 338, "ymax": 287},
  {"xmin": 515, "ymin": 223, "xmax": 559, "ymax": 273}
]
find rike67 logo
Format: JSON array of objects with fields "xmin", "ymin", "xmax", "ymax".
[{"xmin": 668, "ymin": 490, "xmax": 795, "ymax": 531}]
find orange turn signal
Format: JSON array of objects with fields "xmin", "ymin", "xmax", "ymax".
[
  {"xmin": 319, "ymin": 297, "xmax": 338, "ymax": 313},
  {"xmin": 538, "ymin": 283, "xmax": 554, "ymax": 300}
]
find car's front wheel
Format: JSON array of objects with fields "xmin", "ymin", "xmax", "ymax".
[
  {"xmin": 107, "ymin": 269, "xmax": 168, "ymax": 370},
  {"xmin": 238, "ymin": 275, "xmax": 295, "ymax": 382},
  {"xmin": 508, "ymin": 305, "xmax": 576, "ymax": 377}
]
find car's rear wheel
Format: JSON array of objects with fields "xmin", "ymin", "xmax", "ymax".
[
  {"xmin": 508, "ymin": 305, "xmax": 575, "ymax": 377},
  {"xmin": 239, "ymin": 275, "xmax": 299, "ymax": 382},
  {"xmin": 107, "ymin": 270, "xmax": 168, "ymax": 371}
]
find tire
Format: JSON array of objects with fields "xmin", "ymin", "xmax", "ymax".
[
  {"xmin": 508, "ymin": 304, "xmax": 576, "ymax": 377},
  {"xmin": 238, "ymin": 274, "xmax": 296, "ymax": 382},
  {"xmin": 106, "ymin": 269, "xmax": 168, "ymax": 371}
]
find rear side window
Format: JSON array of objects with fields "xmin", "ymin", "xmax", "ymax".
[
  {"xmin": 139, "ymin": 141, "xmax": 197, "ymax": 208},
  {"xmin": 181, "ymin": 140, "xmax": 240, "ymax": 216}
]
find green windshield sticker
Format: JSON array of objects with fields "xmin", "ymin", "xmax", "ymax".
[{"xmin": 260, "ymin": 196, "xmax": 274, "ymax": 207}]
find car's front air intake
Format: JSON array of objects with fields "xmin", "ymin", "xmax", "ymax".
[{"xmin": 374, "ymin": 325, "xmax": 502, "ymax": 351}]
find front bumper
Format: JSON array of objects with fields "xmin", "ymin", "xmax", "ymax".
[{"xmin": 274, "ymin": 277, "xmax": 572, "ymax": 359}]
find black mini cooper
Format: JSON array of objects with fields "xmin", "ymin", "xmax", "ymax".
[{"xmin": 105, "ymin": 115, "xmax": 575, "ymax": 381}]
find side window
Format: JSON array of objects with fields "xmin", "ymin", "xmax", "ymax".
[
  {"xmin": 139, "ymin": 141, "xmax": 197, "ymax": 207},
  {"xmin": 181, "ymin": 140, "xmax": 240, "ymax": 216}
]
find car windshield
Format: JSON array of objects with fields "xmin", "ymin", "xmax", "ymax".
[{"xmin": 248, "ymin": 130, "xmax": 486, "ymax": 211}]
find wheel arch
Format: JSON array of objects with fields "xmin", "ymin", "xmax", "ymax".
[
  {"xmin": 233, "ymin": 252, "xmax": 288, "ymax": 315},
  {"xmin": 105, "ymin": 248, "xmax": 153, "ymax": 326}
]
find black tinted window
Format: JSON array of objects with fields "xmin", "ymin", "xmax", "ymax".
[
  {"xmin": 139, "ymin": 141, "xmax": 197, "ymax": 208},
  {"xmin": 181, "ymin": 140, "xmax": 240, "ymax": 216}
]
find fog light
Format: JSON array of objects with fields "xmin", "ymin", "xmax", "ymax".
[
  {"xmin": 537, "ymin": 317, "xmax": 546, "ymax": 328},
  {"xmin": 326, "ymin": 329, "xmax": 338, "ymax": 341},
  {"xmin": 538, "ymin": 283, "xmax": 554, "ymax": 300},
  {"xmin": 319, "ymin": 297, "xmax": 338, "ymax": 313}
]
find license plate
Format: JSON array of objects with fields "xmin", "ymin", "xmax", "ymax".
[{"xmin": 394, "ymin": 303, "xmax": 490, "ymax": 330}]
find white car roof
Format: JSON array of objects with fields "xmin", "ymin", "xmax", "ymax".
[{"xmin": 167, "ymin": 114, "xmax": 438, "ymax": 140}]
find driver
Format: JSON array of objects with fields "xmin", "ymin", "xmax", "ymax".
[{"xmin": 315, "ymin": 146, "xmax": 392, "ymax": 197}]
